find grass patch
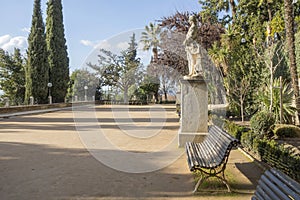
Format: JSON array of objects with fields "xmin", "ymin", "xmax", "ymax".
[{"xmin": 193, "ymin": 170, "xmax": 237, "ymax": 192}]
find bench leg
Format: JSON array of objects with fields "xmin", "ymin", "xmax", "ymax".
[
  {"xmin": 193, "ymin": 175, "xmax": 209, "ymax": 193},
  {"xmin": 193, "ymin": 171, "xmax": 232, "ymax": 193},
  {"xmin": 217, "ymin": 173, "xmax": 231, "ymax": 192}
]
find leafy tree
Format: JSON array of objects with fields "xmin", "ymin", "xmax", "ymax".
[
  {"xmin": 225, "ymin": 43, "xmax": 262, "ymax": 120},
  {"xmin": 88, "ymin": 34, "xmax": 142, "ymax": 103},
  {"xmin": 159, "ymin": 11, "xmax": 224, "ymax": 50},
  {"xmin": 208, "ymin": 42, "xmax": 229, "ymax": 76},
  {"xmin": 25, "ymin": 0, "xmax": 49, "ymax": 104},
  {"xmin": 46, "ymin": 0, "xmax": 69, "ymax": 103},
  {"xmin": 199, "ymin": 0, "xmax": 237, "ymax": 24},
  {"xmin": 254, "ymin": 41, "xmax": 289, "ymax": 112},
  {"xmin": 0, "ymin": 49, "xmax": 25, "ymax": 105},
  {"xmin": 71, "ymin": 69, "xmax": 100, "ymax": 101},
  {"xmin": 137, "ymin": 75, "xmax": 160, "ymax": 102}
]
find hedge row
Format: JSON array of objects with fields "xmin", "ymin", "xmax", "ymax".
[
  {"xmin": 224, "ymin": 120, "xmax": 300, "ymax": 182},
  {"xmin": 256, "ymin": 139, "xmax": 300, "ymax": 182}
]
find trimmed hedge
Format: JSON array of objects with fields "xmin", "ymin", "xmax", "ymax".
[
  {"xmin": 273, "ymin": 124, "xmax": 300, "ymax": 139},
  {"xmin": 224, "ymin": 120, "xmax": 300, "ymax": 182},
  {"xmin": 256, "ymin": 139, "xmax": 300, "ymax": 182}
]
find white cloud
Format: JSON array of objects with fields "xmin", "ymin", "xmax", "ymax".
[
  {"xmin": 0, "ymin": 35, "xmax": 11, "ymax": 46},
  {"xmin": 22, "ymin": 27, "xmax": 30, "ymax": 33},
  {"xmin": 0, "ymin": 34, "xmax": 27, "ymax": 53},
  {"xmin": 80, "ymin": 39, "xmax": 96, "ymax": 47},
  {"xmin": 80, "ymin": 39, "xmax": 113, "ymax": 50},
  {"xmin": 117, "ymin": 41, "xmax": 129, "ymax": 51},
  {"xmin": 94, "ymin": 40, "xmax": 111, "ymax": 50}
]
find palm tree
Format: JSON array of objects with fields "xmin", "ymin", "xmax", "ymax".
[
  {"xmin": 284, "ymin": 0, "xmax": 300, "ymax": 124},
  {"xmin": 140, "ymin": 23, "xmax": 161, "ymax": 62},
  {"xmin": 258, "ymin": 78, "xmax": 296, "ymax": 123},
  {"xmin": 140, "ymin": 23, "xmax": 162, "ymax": 103},
  {"xmin": 216, "ymin": 0, "xmax": 238, "ymax": 23}
]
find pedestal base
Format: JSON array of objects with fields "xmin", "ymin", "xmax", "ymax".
[
  {"xmin": 178, "ymin": 130, "xmax": 208, "ymax": 148},
  {"xmin": 178, "ymin": 78, "xmax": 208, "ymax": 147}
]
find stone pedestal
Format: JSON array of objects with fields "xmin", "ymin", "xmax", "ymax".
[{"xmin": 178, "ymin": 78, "xmax": 208, "ymax": 147}]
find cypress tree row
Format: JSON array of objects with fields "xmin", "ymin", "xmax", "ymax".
[
  {"xmin": 46, "ymin": 0, "xmax": 69, "ymax": 103},
  {"xmin": 25, "ymin": 0, "xmax": 49, "ymax": 104}
]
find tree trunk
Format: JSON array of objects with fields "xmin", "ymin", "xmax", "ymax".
[
  {"xmin": 154, "ymin": 91, "xmax": 159, "ymax": 103},
  {"xmin": 164, "ymin": 91, "xmax": 168, "ymax": 102},
  {"xmin": 240, "ymin": 96, "xmax": 244, "ymax": 122},
  {"xmin": 152, "ymin": 47, "xmax": 158, "ymax": 62},
  {"xmin": 124, "ymin": 86, "xmax": 128, "ymax": 104},
  {"xmin": 229, "ymin": 0, "xmax": 236, "ymax": 22},
  {"xmin": 284, "ymin": 0, "xmax": 300, "ymax": 124}
]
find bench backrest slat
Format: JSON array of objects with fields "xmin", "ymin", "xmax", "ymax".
[
  {"xmin": 264, "ymin": 170, "xmax": 300, "ymax": 199},
  {"xmin": 260, "ymin": 175, "xmax": 291, "ymax": 200},
  {"xmin": 255, "ymin": 185, "xmax": 273, "ymax": 200},
  {"xmin": 186, "ymin": 125, "xmax": 239, "ymax": 170}
]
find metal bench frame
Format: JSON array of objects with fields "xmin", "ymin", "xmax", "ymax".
[
  {"xmin": 185, "ymin": 125, "xmax": 239, "ymax": 193},
  {"xmin": 252, "ymin": 168, "xmax": 300, "ymax": 200}
]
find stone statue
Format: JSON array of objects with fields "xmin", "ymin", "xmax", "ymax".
[{"xmin": 183, "ymin": 15, "xmax": 203, "ymax": 79}]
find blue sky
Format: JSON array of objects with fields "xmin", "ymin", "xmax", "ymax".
[{"xmin": 0, "ymin": 0, "xmax": 201, "ymax": 72}]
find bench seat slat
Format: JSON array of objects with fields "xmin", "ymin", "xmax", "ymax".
[{"xmin": 253, "ymin": 169, "xmax": 300, "ymax": 200}]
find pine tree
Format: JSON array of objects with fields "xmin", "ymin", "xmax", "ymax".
[
  {"xmin": 25, "ymin": 0, "xmax": 49, "ymax": 104},
  {"xmin": 46, "ymin": 0, "xmax": 69, "ymax": 103}
]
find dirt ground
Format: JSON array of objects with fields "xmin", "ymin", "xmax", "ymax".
[{"xmin": 0, "ymin": 104, "xmax": 263, "ymax": 200}]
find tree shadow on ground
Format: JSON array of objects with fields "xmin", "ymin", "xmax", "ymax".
[
  {"xmin": 0, "ymin": 142, "xmax": 194, "ymax": 199},
  {"xmin": 233, "ymin": 162, "xmax": 264, "ymax": 191}
]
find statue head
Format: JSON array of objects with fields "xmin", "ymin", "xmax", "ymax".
[{"xmin": 188, "ymin": 15, "xmax": 197, "ymax": 25}]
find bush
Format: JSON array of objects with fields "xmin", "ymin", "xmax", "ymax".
[
  {"xmin": 250, "ymin": 111, "xmax": 275, "ymax": 136},
  {"xmin": 273, "ymin": 124, "xmax": 300, "ymax": 138},
  {"xmin": 241, "ymin": 130, "xmax": 258, "ymax": 151},
  {"xmin": 255, "ymin": 138, "xmax": 300, "ymax": 182},
  {"xmin": 224, "ymin": 120, "xmax": 247, "ymax": 141}
]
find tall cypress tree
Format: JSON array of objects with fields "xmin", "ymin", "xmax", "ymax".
[
  {"xmin": 25, "ymin": 0, "xmax": 49, "ymax": 104},
  {"xmin": 46, "ymin": 0, "xmax": 69, "ymax": 103}
]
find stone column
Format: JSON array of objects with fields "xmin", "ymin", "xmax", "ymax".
[{"xmin": 178, "ymin": 77, "xmax": 208, "ymax": 147}]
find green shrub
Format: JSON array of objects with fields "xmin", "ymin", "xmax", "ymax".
[
  {"xmin": 224, "ymin": 120, "xmax": 246, "ymax": 141},
  {"xmin": 273, "ymin": 124, "xmax": 300, "ymax": 138},
  {"xmin": 250, "ymin": 111, "xmax": 275, "ymax": 136},
  {"xmin": 255, "ymin": 138, "xmax": 300, "ymax": 182},
  {"xmin": 241, "ymin": 130, "xmax": 257, "ymax": 151}
]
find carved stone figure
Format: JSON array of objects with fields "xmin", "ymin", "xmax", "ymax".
[{"xmin": 183, "ymin": 15, "xmax": 203, "ymax": 79}]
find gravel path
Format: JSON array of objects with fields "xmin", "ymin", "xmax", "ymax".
[{"xmin": 0, "ymin": 104, "xmax": 263, "ymax": 200}]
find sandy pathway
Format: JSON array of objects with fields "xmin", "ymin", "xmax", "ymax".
[{"xmin": 0, "ymin": 104, "xmax": 262, "ymax": 200}]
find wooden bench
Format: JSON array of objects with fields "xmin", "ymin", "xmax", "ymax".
[
  {"xmin": 252, "ymin": 168, "xmax": 300, "ymax": 200},
  {"xmin": 185, "ymin": 125, "xmax": 239, "ymax": 193}
]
